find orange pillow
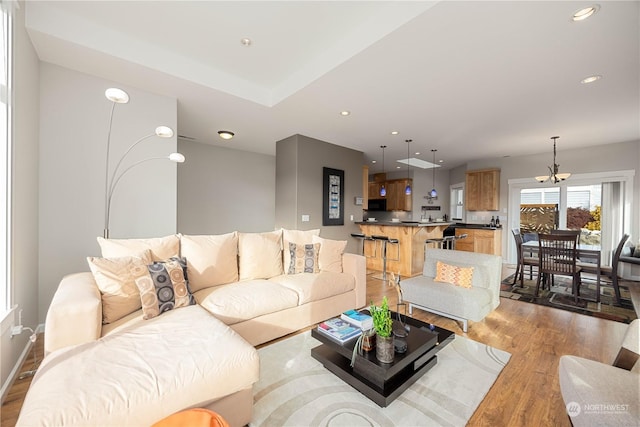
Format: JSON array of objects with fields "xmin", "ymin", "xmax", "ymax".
[
  {"xmin": 152, "ymin": 408, "xmax": 229, "ymax": 427},
  {"xmin": 434, "ymin": 261, "xmax": 474, "ymax": 288}
]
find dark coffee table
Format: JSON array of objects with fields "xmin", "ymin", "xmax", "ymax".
[{"xmin": 311, "ymin": 312, "xmax": 454, "ymax": 407}]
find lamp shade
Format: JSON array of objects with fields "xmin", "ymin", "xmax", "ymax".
[
  {"xmin": 430, "ymin": 188, "xmax": 438, "ymax": 198},
  {"xmin": 105, "ymin": 88, "xmax": 129, "ymax": 104},
  {"xmin": 169, "ymin": 152, "xmax": 185, "ymax": 163},
  {"xmin": 155, "ymin": 126, "xmax": 174, "ymax": 138}
]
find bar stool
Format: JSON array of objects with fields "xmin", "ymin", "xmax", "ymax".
[
  {"xmin": 350, "ymin": 233, "xmax": 376, "ymax": 258},
  {"xmin": 453, "ymin": 233, "xmax": 468, "ymax": 250},
  {"xmin": 371, "ymin": 235, "xmax": 399, "ymax": 281},
  {"xmin": 425, "ymin": 235, "xmax": 455, "ymax": 250}
]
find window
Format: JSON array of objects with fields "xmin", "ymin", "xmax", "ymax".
[
  {"xmin": 0, "ymin": 2, "xmax": 11, "ymax": 313},
  {"xmin": 450, "ymin": 183, "xmax": 464, "ymax": 221},
  {"xmin": 519, "ymin": 185, "xmax": 601, "ymax": 244}
]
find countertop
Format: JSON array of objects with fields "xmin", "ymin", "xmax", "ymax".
[
  {"xmin": 357, "ymin": 221, "xmax": 503, "ymax": 230},
  {"xmin": 449, "ymin": 223, "xmax": 502, "ymax": 231},
  {"xmin": 356, "ymin": 221, "xmax": 453, "ymax": 227}
]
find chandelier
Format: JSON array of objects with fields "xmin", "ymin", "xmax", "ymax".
[{"xmin": 535, "ymin": 136, "xmax": 571, "ymax": 183}]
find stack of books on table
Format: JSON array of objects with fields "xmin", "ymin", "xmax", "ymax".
[
  {"xmin": 316, "ymin": 318, "xmax": 362, "ymax": 343},
  {"xmin": 340, "ymin": 309, "xmax": 373, "ymax": 331}
]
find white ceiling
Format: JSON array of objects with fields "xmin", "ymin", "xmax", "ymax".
[{"xmin": 25, "ymin": 1, "xmax": 640, "ymax": 171}]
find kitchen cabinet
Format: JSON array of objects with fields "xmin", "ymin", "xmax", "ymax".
[
  {"xmin": 465, "ymin": 168, "xmax": 500, "ymax": 211},
  {"xmin": 367, "ymin": 178, "xmax": 412, "ymax": 211},
  {"xmin": 386, "ymin": 179, "xmax": 412, "ymax": 211},
  {"xmin": 368, "ymin": 181, "xmax": 384, "ymax": 199},
  {"xmin": 455, "ymin": 228, "xmax": 502, "ymax": 256}
]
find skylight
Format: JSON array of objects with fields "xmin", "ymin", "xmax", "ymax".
[{"xmin": 396, "ymin": 158, "xmax": 440, "ymax": 169}]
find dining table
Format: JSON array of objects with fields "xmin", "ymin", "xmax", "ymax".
[{"xmin": 522, "ymin": 240, "xmax": 603, "ymax": 303}]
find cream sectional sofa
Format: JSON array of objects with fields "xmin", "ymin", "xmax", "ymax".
[{"xmin": 19, "ymin": 229, "xmax": 366, "ymax": 427}]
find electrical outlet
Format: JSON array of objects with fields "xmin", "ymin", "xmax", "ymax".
[{"xmin": 301, "ymin": 215, "xmax": 310, "ymax": 222}]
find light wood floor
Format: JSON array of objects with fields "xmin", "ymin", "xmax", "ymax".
[
  {"xmin": 1, "ymin": 265, "xmax": 630, "ymax": 427},
  {"xmin": 1, "ymin": 336, "xmax": 43, "ymax": 427}
]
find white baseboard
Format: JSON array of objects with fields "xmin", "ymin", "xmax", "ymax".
[{"xmin": 0, "ymin": 323, "xmax": 44, "ymax": 406}]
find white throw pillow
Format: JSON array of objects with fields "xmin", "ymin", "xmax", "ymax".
[
  {"xmin": 238, "ymin": 230, "xmax": 283, "ymax": 280},
  {"xmin": 97, "ymin": 234, "xmax": 180, "ymax": 262},
  {"xmin": 312, "ymin": 235, "xmax": 347, "ymax": 273},
  {"xmin": 180, "ymin": 233, "xmax": 239, "ymax": 292},
  {"xmin": 87, "ymin": 250, "xmax": 152, "ymax": 324}
]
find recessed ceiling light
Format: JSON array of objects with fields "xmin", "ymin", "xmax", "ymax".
[
  {"xmin": 391, "ymin": 131, "xmax": 399, "ymax": 135},
  {"xmin": 240, "ymin": 38, "xmax": 252, "ymax": 46},
  {"xmin": 396, "ymin": 166, "xmax": 401, "ymax": 169},
  {"xmin": 340, "ymin": 111, "xmax": 350, "ymax": 116},
  {"xmin": 218, "ymin": 130, "xmax": 235, "ymax": 140},
  {"xmin": 439, "ymin": 160, "xmax": 444, "ymax": 163},
  {"xmin": 581, "ymin": 75, "xmax": 602, "ymax": 84},
  {"xmin": 371, "ymin": 160, "xmax": 377, "ymax": 164},
  {"xmin": 571, "ymin": 5, "xmax": 600, "ymax": 21}
]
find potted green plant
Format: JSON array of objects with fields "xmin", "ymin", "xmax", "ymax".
[{"xmin": 370, "ymin": 296, "xmax": 394, "ymax": 363}]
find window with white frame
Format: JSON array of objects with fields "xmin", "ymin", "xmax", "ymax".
[
  {"xmin": 0, "ymin": 2, "xmax": 11, "ymax": 313},
  {"xmin": 450, "ymin": 183, "xmax": 464, "ymax": 221}
]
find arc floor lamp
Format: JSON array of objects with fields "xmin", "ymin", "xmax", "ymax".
[{"xmin": 103, "ymin": 88, "xmax": 185, "ymax": 238}]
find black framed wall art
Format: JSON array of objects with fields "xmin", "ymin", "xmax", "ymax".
[{"xmin": 322, "ymin": 167, "xmax": 344, "ymax": 226}]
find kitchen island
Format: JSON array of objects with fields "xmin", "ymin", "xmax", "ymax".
[{"xmin": 357, "ymin": 221, "xmax": 452, "ymax": 278}]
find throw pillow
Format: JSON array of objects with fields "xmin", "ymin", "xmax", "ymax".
[
  {"xmin": 312, "ymin": 235, "xmax": 347, "ymax": 273},
  {"xmin": 180, "ymin": 232, "xmax": 239, "ymax": 292},
  {"xmin": 134, "ymin": 257, "xmax": 195, "ymax": 320},
  {"xmin": 288, "ymin": 242, "xmax": 320, "ymax": 274},
  {"xmin": 238, "ymin": 230, "xmax": 283, "ymax": 280},
  {"xmin": 87, "ymin": 250, "xmax": 153, "ymax": 324},
  {"xmin": 282, "ymin": 229, "xmax": 320, "ymax": 273},
  {"xmin": 434, "ymin": 261, "xmax": 474, "ymax": 288},
  {"xmin": 97, "ymin": 234, "xmax": 180, "ymax": 262}
]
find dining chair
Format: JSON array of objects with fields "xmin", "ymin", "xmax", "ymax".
[
  {"xmin": 551, "ymin": 229, "xmax": 581, "ymax": 244},
  {"xmin": 577, "ymin": 233, "xmax": 629, "ymax": 306},
  {"xmin": 536, "ymin": 233, "xmax": 583, "ymax": 302},
  {"xmin": 511, "ymin": 229, "xmax": 539, "ymax": 287}
]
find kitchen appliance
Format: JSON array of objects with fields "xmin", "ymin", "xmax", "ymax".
[{"xmin": 367, "ymin": 199, "xmax": 387, "ymax": 211}]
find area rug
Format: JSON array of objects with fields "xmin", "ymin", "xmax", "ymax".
[
  {"xmin": 250, "ymin": 331, "xmax": 510, "ymax": 426},
  {"xmin": 500, "ymin": 274, "xmax": 637, "ymax": 323}
]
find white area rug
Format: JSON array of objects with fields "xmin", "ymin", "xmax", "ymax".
[{"xmin": 250, "ymin": 331, "xmax": 510, "ymax": 426}]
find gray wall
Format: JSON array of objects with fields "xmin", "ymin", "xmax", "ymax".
[
  {"xmin": 38, "ymin": 63, "xmax": 178, "ymax": 322},
  {"xmin": 275, "ymin": 134, "xmax": 363, "ymax": 253},
  {"xmin": 177, "ymin": 140, "xmax": 275, "ymax": 234},
  {"xmin": 1, "ymin": 3, "xmax": 40, "ymax": 398}
]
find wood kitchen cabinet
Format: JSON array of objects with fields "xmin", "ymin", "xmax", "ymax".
[
  {"xmin": 455, "ymin": 228, "xmax": 502, "ymax": 256},
  {"xmin": 368, "ymin": 181, "xmax": 384, "ymax": 199},
  {"xmin": 367, "ymin": 178, "xmax": 412, "ymax": 211},
  {"xmin": 465, "ymin": 168, "xmax": 500, "ymax": 211},
  {"xmin": 386, "ymin": 179, "xmax": 412, "ymax": 211}
]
